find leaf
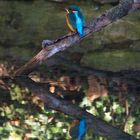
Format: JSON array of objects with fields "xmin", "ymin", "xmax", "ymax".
[
  {"xmin": 133, "ymin": 123, "xmax": 140, "ymax": 133},
  {"xmin": 87, "ymin": 75, "xmax": 108, "ymax": 102}
]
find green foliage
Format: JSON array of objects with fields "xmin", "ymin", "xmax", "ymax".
[
  {"xmin": 0, "ymin": 84, "xmax": 72, "ymax": 139},
  {"xmin": 80, "ymin": 95, "xmax": 140, "ymax": 139}
]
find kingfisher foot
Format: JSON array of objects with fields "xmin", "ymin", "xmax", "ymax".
[
  {"xmin": 67, "ymin": 31, "xmax": 75, "ymax": 36},
  {"xmin": 42, "ymin": 40, "xmax": 54, "ymax": 48}
]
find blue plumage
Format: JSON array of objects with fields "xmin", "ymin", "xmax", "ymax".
[
  {"xmin": 73, "ymin": 11, "xmax": 84, "ymax": 37},
  {"xmin": 78, "ymin": 117, "xmax": 86, "ymax": 140}
]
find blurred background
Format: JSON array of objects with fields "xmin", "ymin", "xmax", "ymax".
[{"xmin": 0, "ymin": 0, "xmax": 140, "ymax": 140}]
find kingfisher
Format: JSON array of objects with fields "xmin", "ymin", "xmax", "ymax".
[{"xmin": 65, "ymin": 5, "xmax": 85, "ymax": 37}]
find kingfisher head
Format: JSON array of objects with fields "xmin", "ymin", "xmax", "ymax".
[
  {"xmin": 69, "ymin": 5, "xmax": 80, "ymax": 12},
  {"xmin": 65, "ymin": 5, "xmax": 80, "ymax": 14}
]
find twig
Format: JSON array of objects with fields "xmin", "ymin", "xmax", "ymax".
[{"xmin": 122, "ymin": 98, "xmax": 140, "ymax": 131}]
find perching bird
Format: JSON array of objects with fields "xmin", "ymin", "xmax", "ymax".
[{"xmin": 65, "ymin": 5, "xmax": 85, "ymax": 37}]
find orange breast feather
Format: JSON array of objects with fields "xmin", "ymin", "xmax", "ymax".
[{"xmin": 66, "ymin": 15, "xmax": 76, "ymax": 32}]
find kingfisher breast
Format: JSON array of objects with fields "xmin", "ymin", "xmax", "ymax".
[{"xmin": 66, "ymin": 13, "xmax": 76, "ymax": 32}]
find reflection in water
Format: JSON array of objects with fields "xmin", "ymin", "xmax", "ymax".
[{"xmin": 87, "ymin": 75, "xmax": 108, "ymax": 101}]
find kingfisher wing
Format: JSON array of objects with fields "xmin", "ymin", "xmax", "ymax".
[
  {"xmin": 78, "ymin": 11, "xmax": 85, "ymax": 26},
  {"xmin": 67, "ymin": 13, "xmax": 77, "ymax": 30}
]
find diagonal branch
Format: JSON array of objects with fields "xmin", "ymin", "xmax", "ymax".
[
  {"xmin": 14, "ymin": 76, "xmax": 138, "ymax": 140},
  {"xmin": 15, "ymin": 0, "xmax": 140, "ymax": 76}
]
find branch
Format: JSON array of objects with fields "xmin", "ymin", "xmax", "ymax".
[
  {"xmin": 122, "ymin": 99, "xmax": 139, "ymax": 131},
  {"xmin": 14, "ymin": 76, "xmax": 137, "ymax": 140},
  {"xmin": 15, "ymin": 0, "xmax": 140, "ymax": 76}
]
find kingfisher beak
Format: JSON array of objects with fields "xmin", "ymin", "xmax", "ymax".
[{"xmin": 64, "ymin": 8, "xmax": 69, "ymax": 13}]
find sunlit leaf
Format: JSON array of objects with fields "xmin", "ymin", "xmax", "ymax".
[{"xmin": 104, "ymin": 112, "xmax": 112, "ymax": 122}]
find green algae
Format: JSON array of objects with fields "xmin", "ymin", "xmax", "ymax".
[{"xmin": 82, "ymin": 50, "xmax": 140, "ymax": 71}]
